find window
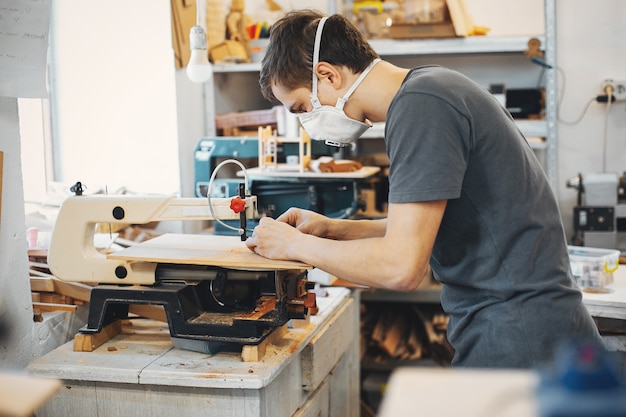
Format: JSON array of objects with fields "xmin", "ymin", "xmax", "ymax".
[{"xmin": 21, "ymin": 0, "xmax": 183, "ymax": 204}]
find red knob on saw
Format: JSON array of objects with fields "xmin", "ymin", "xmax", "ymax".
[
  {"xmin": 229, "ymin": 196, "xmax": 246, "ymax": 213},
  {"xmin": 304, "ymin": 292, "xmax": 317, "ymax": 309}
]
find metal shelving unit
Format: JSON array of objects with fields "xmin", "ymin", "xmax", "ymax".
[
  {"xmin": 212, "ymin": 35, "xmax": 545, "ymax": 72},
  {"xmin": 209, "ymin": 1, "xmax": 557, "ymax": 185},
  {"xmin": 368, "ymin": 35, "xmax": 544, "ymax": 56}
]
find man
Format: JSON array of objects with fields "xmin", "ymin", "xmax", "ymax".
[{"xmin": 245, "ymin": 10, "xmax": 603, "ymax": 367}]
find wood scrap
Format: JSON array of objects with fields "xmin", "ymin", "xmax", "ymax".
[
  {"xmin": 32, "ymin": 292, "xmax": 42, "ymax": 322},
  {"xmin": 30, "ymin": 276, "xmax": 55, "ymax": 293},
  {"xmin": 445, "ymin": 0, "xmax": 474, "ymax": 36},
  {"xmin": 241, "ymin": 324, "xmax": 288, "ymax": 362},
  {"xmin": 265, "ymin": 0, "xmax": 282, "ymax": 11},
  {"xmin": 32, "ymin": 302, "xmax": 78, "ymax": 313},
  {"xmin": 129, "ymin": 304, "xmax": 167, "ymax": 323},
  {"xmin": 361, "ymin": 302, "xmax": 452, "ymax": 366},
  {"xmin": 73, "ymin": 320, "xmax": 122, "ymax": 352},
  {"xmin": 29, "ymin": 252, "xmax": 167, "ymax": 323},
  {"xmin": 379, "ymin": 314, "xmax": 406, "ymax": 358},
  {"xmin": 170, "ymin": 0, "xmax": 196, "ymax": 69}
]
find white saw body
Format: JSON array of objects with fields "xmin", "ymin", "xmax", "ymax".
[{"xmin": 47, "ymin": 194, "xmax": 258, "ymax": 285}]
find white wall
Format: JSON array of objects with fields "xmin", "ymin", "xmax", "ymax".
[
  {"xmin": 1, "ymin": 98, "xmax": 85, "ymax": 369},
  {"xmin": 555, "ymin": 0, "xmax": 626, "ymax": 242},
  {"xmin": 2, "ymin": 0, "xmax": 205, "ymax": 370},
  {"xmin": 50, "ymin": 0, "xmax": 183, "ymax": 196},
  {"xmin": 0, "ymin": 98, "xmax": 34, "ymax": 368}
]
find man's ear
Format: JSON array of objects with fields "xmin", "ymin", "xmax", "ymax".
[{"xmin": 315, "ymin": 62, "xmax": 343, "ymax": 90}]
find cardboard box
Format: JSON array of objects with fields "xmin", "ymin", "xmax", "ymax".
[
  {"xmin": 388, "ymin": 0, "xmax": 474, "ymax": 39},
  {"xmin": 388, "ymin": 22, "xmax": 456, "ymax": 39}
]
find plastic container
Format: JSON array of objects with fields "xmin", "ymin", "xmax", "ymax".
[{"xmin": 567, "ymin": 245, "xmax": 619, "ymax": 289}]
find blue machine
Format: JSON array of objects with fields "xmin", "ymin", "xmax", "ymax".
[
  {"xmin": 194, "ymin": 137, "xmax": 260, "ymax": 199},
  {"xmin": 194, "ymin": 137, "xmax": 379, "ymax": 231},
  {"xmin": 537, "ymin": 340, "xmax": 626, "ymax": 417}
]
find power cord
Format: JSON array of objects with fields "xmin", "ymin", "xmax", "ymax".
[
  {"xmin": 206, "ymin": 158, "xmax": 253, "ymax": 236},
  {"xmin": 529, "ymin": 44, "xmax": 622, "ymax": 174},
  {"xmin": 557, "ymin": 74, "xmax": 621, "ymax": 174},
  {"xmin": 557, "ymin": 71, "xmax": 618, "ymax": 126},
  {"xmin": 602, "ymin": 85, "xmax": 613, "ymax": 172}
]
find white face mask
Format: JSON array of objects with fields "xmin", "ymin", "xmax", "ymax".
[{"xmin": 297, "ymin": 17, "xmax": 380, "ymax": 147}]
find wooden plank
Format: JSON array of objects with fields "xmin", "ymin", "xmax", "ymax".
[
  {"xmin": 38, "ymin": 292, "xmax": 69, "ymax": 304},
  {"xmin": 445, "ymin": 0, "xmax": 474, "ymax": 36},
  {"xmin": 31, "ymin": 269, "xmax": 166, "ymax": 320},
  {"xmin": 241, "ymin": 324, "xmax": 288, "ymax": 362},
  {"xmin": 129, "ymin": 304, "xmax": 167, "ymax": 322},
  {"xmin": 107, "ymin": 234, "xmax": 311, "ymax": 271},
  {"xmin": 73, "ymin": 321, "xmax": 122, "ymax": 352},
  {"xmin": 170, "ymin": 0, "xmax": 195, "ymax": 69},
  {"xmin": 32, "ymin": 302, "xmax": 78, "ymax": 312},
  {"xmin": 52, "ymin": 279, "xmax": 92, "ymax": 302},
  {"xmin": 30, "ymin": 277, "xmax": 55, "ymax": 292}
]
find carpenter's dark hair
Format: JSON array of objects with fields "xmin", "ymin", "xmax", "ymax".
[{"xmin": 259, "ymin": 10, "xmax": 379, "ymax": 102}]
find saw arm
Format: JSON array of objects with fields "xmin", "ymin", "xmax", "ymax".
[{"xmin": 47, "ymin": 194, "xmax": 258, "ymax": 285}]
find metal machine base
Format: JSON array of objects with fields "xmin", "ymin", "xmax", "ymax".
[{"xmin": 81, "ymin": 268, "xmax": 311, "ymax": 349}]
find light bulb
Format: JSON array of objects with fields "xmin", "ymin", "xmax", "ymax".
[
  {"xmin": 186, "ymin": 26, "xmax": 213, "ymax": 83},
  {"xmin": 187, "ymin": 49, "xmax": 213, "ymax": 83}
]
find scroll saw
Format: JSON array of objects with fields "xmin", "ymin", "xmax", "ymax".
[{"xmin": 47, "ymin": 187, "xmax": 317, "ymax": 353}]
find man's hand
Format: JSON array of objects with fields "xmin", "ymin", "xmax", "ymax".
[
  {"xmin": 276, "ymin": 207, "xmax": 330, "ymax": 238},
  {"xmin": 246, "ymin": 216, "xmax": 302, "ymax": 260}
]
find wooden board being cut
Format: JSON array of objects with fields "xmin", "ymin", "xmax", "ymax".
[{"xmin": 107, "ymin": 233, "xmax": 311, "ymax": 271}]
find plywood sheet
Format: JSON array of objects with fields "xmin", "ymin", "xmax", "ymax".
[
  {"xmin": 107, "ymin": 233, "xmax": 311, "ymax": 271},
  {"xmin": 170, "ymin": 0, "xmax": 196, "ymax": 69}
]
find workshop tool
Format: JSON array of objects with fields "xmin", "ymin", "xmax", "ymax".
[
  {"xmin": 537, "ymin": 340, "xmax": 626, "ymax": 417},
  {"xmin": 47, "ymin": 181, "xmax": 316, "ymax": 354},
  {"xmin": 194, "ymin": 136, "xmax": 373, "ymax": 220},
  {"xmin": 567, "ymin": 172, "xmax": 626, "ymax": 249}
]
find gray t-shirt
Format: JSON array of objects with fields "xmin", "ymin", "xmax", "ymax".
[{"xmin": 385, "ymin": 65, "xmax": 602, "ymax": 368}]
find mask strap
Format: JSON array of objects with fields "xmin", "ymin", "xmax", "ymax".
[
  {"xmin": 335, "ymin": 58, "xmax": 381, "ymax": 111},
  {"xmin": 310, "ymin": 16, "xmax": 329, "ymax": 108}
]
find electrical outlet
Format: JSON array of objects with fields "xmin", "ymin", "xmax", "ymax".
[{"xmin": 602, "ymin": 78, "xmax": 626, "ymax": 102}]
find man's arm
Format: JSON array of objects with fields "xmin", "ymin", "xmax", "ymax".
[
  {"xmin": 247, "ymin": 200, "xmax": 446, "ymax": 290},
  {"xmin": 275, "ymin": 207, "xmax": 387, "ymax": 240}
]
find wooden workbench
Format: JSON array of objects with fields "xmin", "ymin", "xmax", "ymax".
[{"xmin": 27, "ymin": 287, "xmax": 359, "ymax": 417}]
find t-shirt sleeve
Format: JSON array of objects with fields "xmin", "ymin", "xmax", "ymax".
[{"xmin": 385, "ymin": 91, "xmax": 472, "ymax": 204}]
